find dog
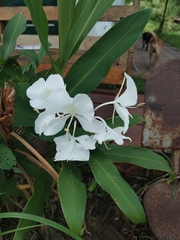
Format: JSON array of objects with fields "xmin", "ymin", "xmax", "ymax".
[
  {"xmin": 148, "ymin": 31, "xmax": 163, "ymax": 68},
  {"xmin": 142, "ymin": 32, "xmax": 152, "ymax": 51}
]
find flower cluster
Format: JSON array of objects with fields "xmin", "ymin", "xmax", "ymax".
[{"xmin": 26, "ymin": 73, "xmax": 137, "ymax": 161}]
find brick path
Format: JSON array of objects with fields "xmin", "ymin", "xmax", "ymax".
[{"xmin": 131, "ymin": 37, "xmax": 180, "ymax": 78}]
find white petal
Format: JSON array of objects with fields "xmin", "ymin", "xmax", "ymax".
[
  {"xmin": 42, "ymin": 116, "xmax": 68, "ymax": 135},
  {"xmin": 35, "ymin": 111, "xmax": 69, "ymax": 136},
  {"xmin": 73, "ymin": 94, "xmax": 95, "ymax": 122},
  {"xmin": 113, "ymin": 127, "xmax": 131, "ymax": 145},
  {"xmin": 46, "ymin": 89, "xmax": 72, "ymax": 113},
  {"xmin": 35, "ymin": 112, "xmax": 55, "ymax": 135},
  {"xmin": 27, "ymin": 78, "xmax": 47, "ymax": 109},
  {"xmin": 107, "ymin": 126, "xmax": 131, "ymax": 145},
  {"xmin": 46, "ymin": 74, "xmax": 65, "ymax": 90},
  {"xmin": 29, "ymin": 96, "xmax": 47, "ymax": 110},
  {"xmin": 115, "ymin": 73, "xmax": 137, "ymax": 107},
  {"xmin": 77, "ymin": 116, "xmax": 105, "ymax": 133},
  {"xmin": 94, "ymin": 125, "xmax": 131, "ymax": 145},
  {"xmin": 26, "ymin": 74, "xmax": 66, "ymax": 109},
  {"xmin": 54, "ymin": 134, "xmax": 90, "ymax": 161},
  {"xmin": 93, "ymin": 127, "xmax": 107, "ymax": 144},
  {"xmin": 75, "ymin": 135, "xmax": 96, "ymax": 150},
  {"xmin": 26, "ymin": 78, "xmax": 45, "ymax": 99},
  {"xmin": 114, "ymin": 104, "xmax": 130, "ymax": 133}
]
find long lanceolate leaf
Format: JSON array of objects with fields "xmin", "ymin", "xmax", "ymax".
[
  {"xmin": 58, "ymin": 162, "xmax": 86, "ymax": 235},
  {"xmin": 89, "ymin": 149, "xmax": 146, "ymax": 223},
  {"xmin": 57, "ymin": 0, "xmax": 114, "ymax": 72},
  {"xmin": 65, "ymin": 9, "xmax": 152, "ymax": 97},
  {"xmin": 24, "ymin": 0, "xmax": 59, "ymax": 73},
  {"xmin": 65, "ymin": 0, "xmax": 115, "ymax": 61},
  {"xmin": 0, "ymin": 212, "xmax": 83, "ymax": 240},
  {"xmin": 101, "ymin": 145, "xmax": 173, "ymax": 174},
  {"xmin": 57, "ymin": 0, "xmax": 76, "ymax": 70},
  {"xmin": 1, "ymin": 14, "xmax": 26, "ymax": 60}
]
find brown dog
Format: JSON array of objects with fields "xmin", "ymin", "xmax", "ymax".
[
  {"xmin": 149, "ymin": 31, "xmax": 163, "ymax": 68},
  {"xmin": 142, "ymin": 32, "xmax": 152, "ymax": 51}
]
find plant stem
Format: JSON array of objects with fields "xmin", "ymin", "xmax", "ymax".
[{"xmin": 11, "ymin": 132, "xmax": 58, "ymax": 182}]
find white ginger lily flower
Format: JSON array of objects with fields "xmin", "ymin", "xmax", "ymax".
[
  {"xmin": 113, "ymin": 73, "xmax": 137, "ymax": 133},
  {"xmin": 93, "ymin": 117, "xmax": 131, "ymax": 145},
  {"xmin": 26, "ymin": 74, "xmax": 65, "ymax": 109},
  {"xmin": 35, "ymin": 89, "xmax": 104, "ymax": 136},
  {"xmin": 54, "ymin": 133, "xmax": 96, "ymax": 161}
]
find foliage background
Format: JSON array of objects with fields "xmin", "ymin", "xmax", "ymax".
[{"xmin": 127, "ymin": 0, "xmax": 180, "ymax": 48}]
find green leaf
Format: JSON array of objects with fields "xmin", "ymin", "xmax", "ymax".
[
  {"xmin": 58, "ymin": 162, "xmax": 86, "ymax": 235},
  {"xmin": 24, "ymin": 0, "xmax": 59, "ymax": 73},
  {"xmin": 13, "ymin": 168, "xmax": 53, "ymax": 240},
  {"xmin": 0, "ymin": 143, "xmax": 16, "ymax": 170},
  {"xmin": 65, "ymin": 0, "xmax": 114, "ymax": 61},
  {"xmin": 0, "ymin": 212, "xmax": 83, "ymax": 240},
  {"xmin": 19, "ymin": 50, "xmax": 39, "ymax": 67},
  {"xmin": 57, "ymin": 0, "xmax": 76, "ymax": 70},
  {"xmin": 65, "ymin": 9, "xmax": 152, "ymax": 96},
  {"xmin": 16, "ymin": 153, "xmax": 39, "ymax": 178},
  {"xmin": 2, "ymin": 59, "xmax": 22, "ymax": 80},
  {"xmin": 0, "ymin": 177, "xmax": 22, "ymax": 207},
  {"xmin": 106, "ymin": 114, "xmax": 144, "ymax": 129},
  {"xmin": 13, "ymin": 97, "xmax": 37, "ymax": 127},
  {"xmin": 16, "ymin": 82, "xmax": 30, "ymax": 101},
  {"xmin": 1, "ymin": 14, "xmax": 26, "ymax": 60},
  {"xmin": 101, "ymin": 145, "xmax": 173, "ymax": 174},
  {"xmin": 88, "ymin": 149, "xmax": 146, "ymax": 223}
]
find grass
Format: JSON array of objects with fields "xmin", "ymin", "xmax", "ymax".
[
  {"xmin": 132, "ymin": 75, "xmax": 146, "ymax": 94},
  {"xmin": 128, "ymin": 0, "xmax": 180, "ymax": 49}
]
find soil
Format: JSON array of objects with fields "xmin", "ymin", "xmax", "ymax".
[{"xmin": 1, "ymin": 163, "xmax": 160, "ymax": 240}]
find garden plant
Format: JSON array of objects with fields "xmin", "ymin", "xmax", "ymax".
[{"xmin": 0, "ymin": 0, "xmax": 173, "ymax": 239}]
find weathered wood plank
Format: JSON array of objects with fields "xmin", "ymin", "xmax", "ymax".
[
  {"xmin": 11, "ymin": 35, "xmax": 100, "ymax": 50},
  {"xmin": 0, "ymin": 6, "xmax": 58, "ymax": 21},
  {"xmin": 0, "ymin": 5, "xmax": 139, "ymax": 22}
]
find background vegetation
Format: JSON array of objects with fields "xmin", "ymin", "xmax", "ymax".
[{"xmin": 128, "ymin": 0, "xmax": 180, "ymax": 48}]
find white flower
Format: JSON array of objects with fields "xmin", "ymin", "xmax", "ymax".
[
  {"xmin": 93, "ymin": 118, "xmax": 131, "ymax": 145},
  {"xmin": 35, "ymin": 89, "xmax": 104, "ymax": 136},
  {"xmin": 26, "ymin": 74, "xmax": 65, "ymax": 109},
  {"xmin": 54, "ymin": 133, "xmax": 96, "ymax": 161},
  {"xmin": 113, "ymin": 73, "xmax": 137, "ymax": 133}
]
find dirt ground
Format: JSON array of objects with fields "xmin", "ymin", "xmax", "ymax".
[{"xmin": 1, "ymin": 163, "xmax": 160, "ymax": 240}]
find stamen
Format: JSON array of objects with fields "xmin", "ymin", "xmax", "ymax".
[
  {"xmin": 94, "ymin": 100, "xmax": 115, "ymax": 112},
  {"xmin": 104, "ymin": 141, "xmax": 111, "ymax": 150},
  {"xmin": 116, "ymin": 76, "xmax": 126, "ymax": 98}
]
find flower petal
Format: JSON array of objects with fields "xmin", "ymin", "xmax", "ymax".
[
  {"xmin": 46, "ymin": 89, "xmax": 72, "ymax": 114},
  {"xmin": 94, "ymin": 124, "xmax": 131, "ymax": 145},
  {"xmin": 115, "ymin": 73, "xmax": 137, "ymax": 107},
  {"xmin": 75, "ymin": 135, "xmax": 96, "ymax": 150},
  {"xmin": 77, "ymin": 116, "xmax": 105, "ymax": 133},
  {"xmin": 42, "ymin": 116, "xmax": 68, "ymax": 135},
  {"xmin": 26, "ymin": 74, "xmax": 66, "ymax": 109},
  {"xmin": 114, "ymin": 104, "xmax": 130, "ymax": 133},
  {"xmin": 73, "ymin": 94, "xmax": 95, "ymax": 122},
  {"xmin": 35, "ymin": 112, "xmax": 68, "ymax": 136},
  {"xmin": 35, "ymin": 112, "xmax": 55, "ymax": 135},
  {"xmin": 46, "ymin": 74, "xmax": 65, "ymax": 90},
  {"xmin": 54, "ymin": 134, "xmax": 90, "ymax": 161}
]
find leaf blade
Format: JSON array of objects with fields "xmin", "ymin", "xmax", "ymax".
[
  {"xmin": 1, "ymin": 14, "xmax": 26, "ymax": 60},
  {"xmin": 58, "ymin": 162, "xmax": 86, "ymax": 235},
  {"xmin": 89, "ymin": 149, "xmax": 146, "ymax": 223},
  {"xmin": 65, "ymin": 9, "xmax": 152, "ymax": 96},
  {"xmin": 101, "ymin": 145, "xmax": 173, "ymax": 174}
]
